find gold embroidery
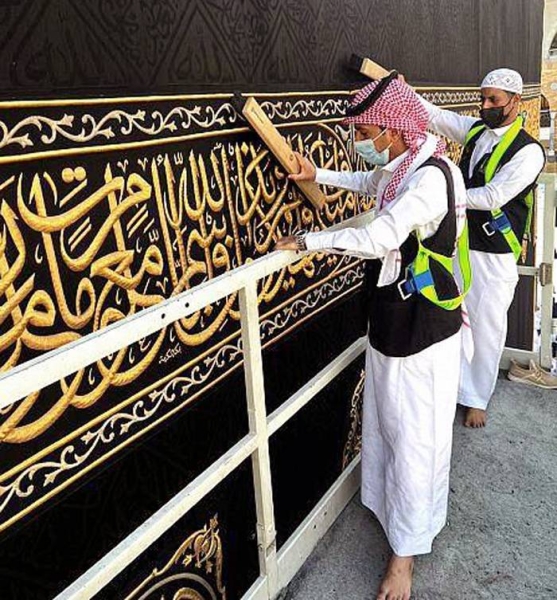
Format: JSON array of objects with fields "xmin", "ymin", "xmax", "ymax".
[{"xmin": 125, "ymin": 516, "xmax": 226, "ymax": 600}]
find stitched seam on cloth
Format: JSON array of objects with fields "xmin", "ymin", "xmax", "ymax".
[
  {"xmin": 429, "ymin": 348, "xmax": 438, "ymax": 537},
  {"xmin": 386, "ymin": 357, "xmax": 404, "ymax": 536},
  {"xmin": 368, "ymin": 345, "xmax": 388, "ymax": 522}
]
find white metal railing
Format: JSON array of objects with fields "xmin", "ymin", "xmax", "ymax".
[
  {"xmin": 501, "ymin": 172, "xmax": 556, "ymax": 370},
  {"xmin": 0, "ymin": 210, "xmax": 374, "ymax": 408},
  {"xmin": 0, "ymin": 211, "xmax": 373, "ymax": 600},
  {"xmin": 3, "ymin": 172, "xmax": 555, "ymax": 596}
]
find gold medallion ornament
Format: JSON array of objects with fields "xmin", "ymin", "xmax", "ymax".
[{"xmin": 124, "ymin": 516, "xmax": 226, "ymax": 600}]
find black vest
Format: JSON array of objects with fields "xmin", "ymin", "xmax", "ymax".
[
  {"xmin": 365, "ymin": 157, "xmax": 462, "ymax": 358},
  {"xmin": 460, "ymin": 122, "xmax": 545, "ymax": 254}
]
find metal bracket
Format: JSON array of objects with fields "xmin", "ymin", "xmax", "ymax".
[{"xmin": 539, "ymin": 262, "xmax": 553, "ymax": 287}]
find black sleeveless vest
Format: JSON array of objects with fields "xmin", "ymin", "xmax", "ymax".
[
  {"xmin": 460, "ymin": 122, "xmax": 544, "ymax": 254},
  {"xmin": 365, "ymin": 157, "xmax": 462, "ymax": 358}
]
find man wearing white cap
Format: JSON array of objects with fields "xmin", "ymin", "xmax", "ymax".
[{"xmin": 419, "ymin": 68, "xmax": 545, "ymax": 428}]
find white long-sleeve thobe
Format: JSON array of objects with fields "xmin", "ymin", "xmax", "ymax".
[
  {"xmin": 420, "ymin": 97, "xmax": 545, "ymax": 409},
  {"xmin": 304, "ymin": 154, "xmax": 466, "ymax": 556},
  {"xmin": 307, "ymin": 153, "xmax": 466, "ymax": 260}
]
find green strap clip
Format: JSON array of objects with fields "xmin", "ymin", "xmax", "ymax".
[{"xmin": 399, "ymin": 220, "xmax": 472, "ymax": 311}]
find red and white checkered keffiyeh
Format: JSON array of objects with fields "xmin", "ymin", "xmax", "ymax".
[{"xmin": 344, "ymin": 78, "xmax": 446, "ymax": 208}]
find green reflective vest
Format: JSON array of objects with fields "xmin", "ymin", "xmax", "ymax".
[{"xmin": 464, "ymin": 115, "xmax": 533, "ymax": 262}]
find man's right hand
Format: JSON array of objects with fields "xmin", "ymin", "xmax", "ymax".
[{"xmin": 288, "ymin": 152, "xmax": 316, "ymax": 182}]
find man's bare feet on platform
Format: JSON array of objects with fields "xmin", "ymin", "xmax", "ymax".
[
  {"xmin": 464, "ymin": 407, "xmax": 487, "ymax": 428},
  {"xmin": 377, "ymin": 554, "xmax": 414, "ymax": 600}
]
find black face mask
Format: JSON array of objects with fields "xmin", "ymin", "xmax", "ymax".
[{"xmin": 479, "ymin": 96, "xmax": 514, "ymax": 129}]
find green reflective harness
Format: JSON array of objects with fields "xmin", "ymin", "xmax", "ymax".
[
  {"xmin": 464, "ymin": 116, "xmax": 532, "ymax": 262},
  {"xmin": 398, "ymin": 163, "xmax": 472, "ymax": 311}
]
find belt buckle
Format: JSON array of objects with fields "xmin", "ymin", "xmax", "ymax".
[
  {"xmin": 482, "ymin": 221, "xmax": 496, "ymax": 237},
  {"xmin": 397, "ymin": 270, "xmax": 414, "ymax": 301}
]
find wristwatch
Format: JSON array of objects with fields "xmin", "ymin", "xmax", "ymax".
[{"xmin": 295, "ymin": 230, "xmax": 307, "ymax": 251}]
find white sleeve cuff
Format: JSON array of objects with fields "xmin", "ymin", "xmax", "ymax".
[
  {"xmin": 304, "ymin": 231, "xmax": 332, "ymax": 251},
  {"xmin": 315, "ymin": 168, "xmax": 341, "ymax": 186}
]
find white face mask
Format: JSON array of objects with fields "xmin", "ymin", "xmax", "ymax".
[{"xmin": 354, "ymin": 129, "xmax": 392, "ymax": 166}]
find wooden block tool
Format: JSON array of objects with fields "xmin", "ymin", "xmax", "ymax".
[
  {"xmin": 235, "ymin": 95, "xmax": 326, "ymax": 211},
  {"xmin": 349, "ymin": 53, "xmax": 391, "ymax": 80}
]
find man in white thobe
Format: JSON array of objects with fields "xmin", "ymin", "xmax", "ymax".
[
  {"xmin": 418, "ymin": 68, "xmax": 545, "ymax": 427},
  {"xmin": 275, "ymin": 75, "xmax": 469, "ymax": 600}
]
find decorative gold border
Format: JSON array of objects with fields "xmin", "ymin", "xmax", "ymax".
[
  {"xmin": 124, "ymin": 515, "xmax": 226, "ymax": 600},
  {"xmin": 0, "ymin": 90, "xmax": 353, "ymax": 109},
  {"xmin": 0, "ymin": 84, "xmax": 540, "ymax": 109},
  {"xmin": 0, "ymin": 95, "xmax": 350, "ymax": 160}
]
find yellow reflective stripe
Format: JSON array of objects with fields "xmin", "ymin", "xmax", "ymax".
[
  {"xmin": 455, "ymin": 220, "xmax": 473, "ymax": 299},
  {"xmin": 484, "ymin": 116, "xmax": 523, "ymax": 181},
  {"xmin": 464, "ymin": 124, "xmax": 485, "ymax": 145},
  {"xmin": 491, "ymin": 206, "xmax": 522, "ymax": 260},
  {"xmin": 419, "ymin": 287, "xmax": 462, "ymax": 310},
  {"xmin": 523, "ymin": 189, "xmax": 534, "ymax": 239},
  {"xmin": 411, "ymin": 222, "xmax": 473, "ymax": 311},
  {"xmin": 475, "ymin": 116, "xmax": 526, "ymax": 262},
  {"xmin": 418, "ymin": 246, "xmax": 452, "ymax": 272}
]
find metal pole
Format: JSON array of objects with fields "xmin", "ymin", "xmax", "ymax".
[
  {"xmin": 549, "ymin": 111, "xmax": 556, "ymax": 158},
  {"xmin": 240, "ymin": 281, "xmax": 279, "ymax": 598},
  {"xmin": 538, "ymin": 174, "xmax": 556, "ymax": 369}
]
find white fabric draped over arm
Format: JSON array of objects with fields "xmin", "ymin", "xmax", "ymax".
[
  {"xmin": 466, "ymin": 144, "xmax": 546, "ymax": 210},
  {"xmin": 315, "ymin": 167, "xmax": 380, "ymax": 195},
  {"xmin": 305, "ymin": 166, "xmax": 448, "ymax": 260},
  {"xmin": 417, "ymin": 95, "xmax": 478, "ymax": 146}
]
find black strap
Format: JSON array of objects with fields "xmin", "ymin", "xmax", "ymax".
[
  {"xmin": 417, "ymin": 157, "xmax": 456, "ymax": 255},
  {"xmin": 345, "ymin": 71, "xmax": 399, "ymax": 118}
]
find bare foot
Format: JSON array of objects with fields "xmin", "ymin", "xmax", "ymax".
[
  {"xmin": 376, "ymin": 554, "xmax": 414, "ymax": 600},
  {"xmin": 464, "ymin": 407, "xmax": 487, "ymax": 428}
]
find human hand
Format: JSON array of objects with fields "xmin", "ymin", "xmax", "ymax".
[
  {"xmin": 273, "ymin": 236, "xmax": 298, "ymax": 251},
  {"xmin": 288, "ymin": 152, "xmax": 316, "ymax": 182}
]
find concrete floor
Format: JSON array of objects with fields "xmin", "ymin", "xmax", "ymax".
[{"xmin": 284, "ymin": 377, "xmax": 557, "ymax": 600}]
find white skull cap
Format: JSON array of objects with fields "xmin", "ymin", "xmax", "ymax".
[{"xmin": 481, "ymin": 68, "xmax": 523, "ymax": 94}]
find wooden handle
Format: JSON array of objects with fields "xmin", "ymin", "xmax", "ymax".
[
  {"xmin": 359, "ymin": 57, "xmax": 390, "ymax": 80},
  {"xmin": 241, "ymin": 97, "xmax": 326, "ymax": 211}
]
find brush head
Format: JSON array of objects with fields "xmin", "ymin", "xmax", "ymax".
[{"xmin": 348, "ymin": 53, "xmax": 365, "ymax": 73}]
